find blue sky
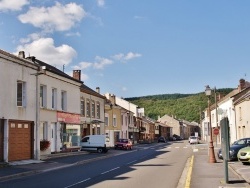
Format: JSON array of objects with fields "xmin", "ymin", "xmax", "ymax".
[{"xmin": 1, "ymin": 0, "xmax": 250, "ymax": 98}]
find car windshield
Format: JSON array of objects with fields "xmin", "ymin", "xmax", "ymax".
[
  {"xmin": 234, "ymin": 139, "xmax": 246, "ymax": 145},
  {"xmin": 119, "ymin": 139, "xmax": 128, "ymax": 143},
  {"xmin": 190, "ymin": 136, "xmax": 196, "ymax": 139}
]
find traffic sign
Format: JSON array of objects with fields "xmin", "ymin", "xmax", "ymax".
[{"xmin": 213, "ymin": 128, "xmax": 219, "ymax": 135}]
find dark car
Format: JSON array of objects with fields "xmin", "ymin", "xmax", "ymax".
[
  {"xmin": 173, "ymin": 134, "xmax": 183, "ymax": 141},
  {"xmin": 158, "ymin": 137, "xmax": 166, "ymax": 143},
  {"xmin": 114, "ymin": 139, "xmax": 132, "ymax": 150},
  {"xmin": 217, "ymin": 137, "xmax": 250, "ymax": 161}
]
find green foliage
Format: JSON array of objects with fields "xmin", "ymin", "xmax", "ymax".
[{"xmin": 126, "ymin": 89, "xmax": 234, "ymax": 123}]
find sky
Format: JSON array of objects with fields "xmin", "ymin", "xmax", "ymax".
[{"xmin": 1, "ymin": 0, "xmax": 250, "ymax": 98}]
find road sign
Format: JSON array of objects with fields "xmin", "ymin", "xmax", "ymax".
[{"xmin": 213, "ymin": 128, "xmax": 219, "ymax": 135}]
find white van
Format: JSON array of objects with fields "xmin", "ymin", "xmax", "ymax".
[{"xmin": 80, "ymin": 135, "xmax": 111, "ymax": 153}]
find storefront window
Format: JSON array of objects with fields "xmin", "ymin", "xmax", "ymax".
[{"xmin": 61, "ymin": 124, "xmax": 81, "ymax": 147}]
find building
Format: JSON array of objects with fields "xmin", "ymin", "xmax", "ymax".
[{"xmin": 0, "ymin": 50, "xmax": 40, "ymax": 162}]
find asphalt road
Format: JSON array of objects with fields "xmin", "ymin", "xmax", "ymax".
[{"xmin": 0, "ymin": 141, "xmax": 193, "ymax": 188}]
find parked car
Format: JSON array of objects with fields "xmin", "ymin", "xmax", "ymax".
[
  {"xmin": 189, "ymin": 136, "xmax": 199, "ymax": 144},
  {"xmin": 173, "ymin": 134, "xmax": 183, "ymax": 140},
  {"xmin": 114, "ymin": 139, "xmax": 132, "ymax": 150},
  {"xmin": 218, "ymin": 137, "xmax": 250, "ymax": 161},
  {"xmin": 237, "ymin": 145, "xmax": 250, "ymax": 165},
  {"xmin": 80, "ymin": 135, "xmax": 111, "ymax": 153},
  {"xmin": 158, "ymin": 136, "xmax": 166, "ymax": 143}
]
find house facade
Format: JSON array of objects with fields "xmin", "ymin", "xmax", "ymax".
[
  {"xmin": 158, "ymin": 114, "xmax": 183, "ymax": 137},
  {"xmin": 0, "ymin": 50, "xmax": 39, "ymax": 162}
]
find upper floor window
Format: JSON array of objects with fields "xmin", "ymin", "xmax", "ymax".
[
  {"xmin": 40, "ymin": 85, "xmax": 47, "ymax": 108},
  {"xmin": 96, "ymin": 102, "xmax": 100, "ymax": 119},
  {"xmin": 91, "ymin": 100, "xmax": 95, "ymax": 118},
  {"xmin": 81, "ymin": 99, "xmax": 85, "ymax": 116},
  {"xmin": 113, "ymin": 115, "xmax": 117, "ymax": 127},
  {"xmin": 52, "ymin": 88, "xmax": 57, "ymax": 109},
  {"xmin": 105, "ymin": 113, "xmax": 108, "ymax": 126},
  {"xmin": 86, "ymin": 99, "xmax": 90, "ymax": 117},
  {"xmin": 17, "ymin": 81, "xmax": 26, "ymax": 107},
  {"xmin": 61, "ymin": 91, "xmax": 67, "ymax": 111}
]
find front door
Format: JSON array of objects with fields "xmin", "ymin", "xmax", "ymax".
[{"xmin": 51, "ymin": 123, "xmax": 56, "ymax": 152}]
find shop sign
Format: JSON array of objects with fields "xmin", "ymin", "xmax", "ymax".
[{"xmin": 57, "ymin": 112, "xmax": 80, "ymax": 124}]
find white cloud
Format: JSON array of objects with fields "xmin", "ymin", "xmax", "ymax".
[
  {"xmin": 16, "ymin": 37, "xmax": 76, "ymax": 67},
  {"xmin": 124, "ymin": 52, "xmax": 141, "ymax": 60},
  {"xmin": 72, "ymin": 62, "xmax": 92, "ymax": 70},
  {"xmin": 111, "ymin": 52, "xmax": 142, "ymax": 62},
  {"xmin": 19, "ymin": 33, "xmax": 42, "ymax": 44},
  {"xmin": 0, "ymin": 0, "xmax": 29, "ymax": 11},
  {"xmin": 97, "ymin": 0, "xmax": 105, "ymax": 7},
  {"xmin": 18, "ymin": 2, "xmax": 86, "ymax": 32},
  {"xmin": 93, "ymin": 56, "xmax": 113, "ymax": 69},
  {"xmin": 65, "ymin": 32, "xmax": 81, "ymax": 37}
]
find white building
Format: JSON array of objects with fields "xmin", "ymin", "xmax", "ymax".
[
  {"xmin": 31, "ymin": 57, "xmax": 83, "ymax": 157},
  {"xmin": 0, "ymin": 50, "xmax": 39, "ymax": 162}
]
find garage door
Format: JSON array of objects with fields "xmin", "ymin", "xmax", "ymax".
[{"xmin": 9, "ymin": 121, "xmax": 33, "ymax": 161}]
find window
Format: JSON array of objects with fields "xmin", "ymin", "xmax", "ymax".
[
  {"xmin": 40, "ymin": 85, "xmax": 47, "ymax": 108},
  {"xmin": 40, "ymin": 122, "xmax": 47, "ymax": 140},
  {"xmin": 52, "ymin": 88, "xmax": 57, "ymax": 109},
  {"xmin": 80, "ymin": 99, "xmax": 85, "ymax": 116},
  {"xmin": 86, "ymin": 100, "xmax": 90, "ymax": 117},
  {"xmin": 61, "ymin": 91, "xmax": 67, "ymax": 111},
  {"xmin": 105, "ymin": 114, "xmax": 108, "ymax": 126},
  {"xmin": 81, "ymin": 137, "xmax": 89, "ymax": 142},
  {"xmin": 113, "ymin": 115, "xmax": 117, "ymax": 127},
  {"xmin": 17, "ymin": 81, "xmax": 26, "ymax": 107},
  {"xmin": 91, "ymin": 100, "xmax": 95, "ymax": 118},
  {"xmin": 96, "ymin": 102, "xmax": 100, "ymax": 119}
]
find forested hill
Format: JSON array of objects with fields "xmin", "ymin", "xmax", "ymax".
[{"xmin": 125, "ymin": 88, "xmax": 234, "ymax": 123}]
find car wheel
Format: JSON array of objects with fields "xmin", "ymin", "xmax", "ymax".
[{"xmin": 97, "ymin": 148, "xmax": 103, "ymax": 153}]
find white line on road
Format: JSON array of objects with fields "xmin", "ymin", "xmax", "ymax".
[
  {"xmin": 127, "ymin": 160, "xmax": 137, "ymax": 165},
  {"xmin": 101, "ymin": 167, "xmax": 120, "ymax": 174},
  {"xmin": 64, "ymin": 178, "xmax": 91, "ymax": 188},
  {"xmin": 175, "ymin": 147, "xmax": 180, "ymax": 148}
]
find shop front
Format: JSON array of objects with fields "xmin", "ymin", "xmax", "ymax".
[{"xmin": 57, "ymin": 112, "xmax": 82, "ymax": 151}]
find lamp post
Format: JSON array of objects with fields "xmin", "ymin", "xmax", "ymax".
[{"xmin": 205, "ymin": 85, "xmax": 217, "ymax": 163}]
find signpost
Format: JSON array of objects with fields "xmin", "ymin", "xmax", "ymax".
[{"xmin": 213, "ymin": 128, "xmax": 219, "ymax": 135}]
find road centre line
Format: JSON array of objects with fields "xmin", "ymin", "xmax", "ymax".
[
  {"xmin": 101, "ymin": 167, "xmax": 120, "ymax": 174},
  {"xmin": 127, "ymin": 160, "xmax": 137, "ymax": 165},
  {"xmin": 64, "ymin": 178, "xmax": 91, "ymax": 188}
]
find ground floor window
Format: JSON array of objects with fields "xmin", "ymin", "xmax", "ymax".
[{"xmin": 61, "ymin": 124, "xmax": 81, "ymax": 147}]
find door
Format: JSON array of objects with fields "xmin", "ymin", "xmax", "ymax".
[
  {"xmin": 51, "ymin": 123, "xmax": 56, "ymax": 152},
  {"xmin": 9, "ymin": 121, "xmax": 33, "ymax": 161}
]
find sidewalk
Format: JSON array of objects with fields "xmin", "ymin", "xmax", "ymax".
[{"xmin": 191, "ymin": 147, "xmax": 250, "ymax": 188}]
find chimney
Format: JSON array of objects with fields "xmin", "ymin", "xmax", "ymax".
[
  {"xmin": 96, "ymin": 87, "xmax": 100, "ymax": 93},
  {"xmin": 73, "ymin": 70, "xmax": 81, "ymax": 81},
  {"xmin": 18, "ymin": 51, "xmax": 25, "ymax": 58},
  {"xmin": 239, "ymin": 79, "xmax": 246, "ymax": 91}
]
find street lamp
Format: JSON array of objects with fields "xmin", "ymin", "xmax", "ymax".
[{"xmin": 205, "ymin": 85, "xmax": 217, "ymax": 163}]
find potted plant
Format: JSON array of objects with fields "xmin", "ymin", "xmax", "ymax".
[{"xmin": 40, "ymin": 139, "xmax": 50, "ymax": 151}]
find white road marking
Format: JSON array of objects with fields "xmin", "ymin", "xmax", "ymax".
[
  {"xmin": 64, "ymin": 178, "xmax": 91, "ymax": 188},
  {"xmin": 127, "ymin": 160, "xmax": 137, "ymax": 165},
  {"xmin": 101, "ymin": 167, "xmax": 120, "ymax": 174}
]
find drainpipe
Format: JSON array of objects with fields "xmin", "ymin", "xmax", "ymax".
[{"xmin": 35, "ymin": 71, "xmax": 40, "ymax": 160}]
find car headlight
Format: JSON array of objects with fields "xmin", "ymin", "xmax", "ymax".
[{"xmin": 229, "ymin": 150, "xmax": 235, "ymax": 155}]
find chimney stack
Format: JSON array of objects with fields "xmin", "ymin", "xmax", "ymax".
[
  {"xmin": 96, "ymin": 87, "xmax": 100, "ymax": 93},
  {"xmin": 73, "ymin": 70, "xmax": 81, "ymax": 81},
  {"xmin": 239, "ymin": 79, "xmax": 246, "ymax": 91},
  {"xmin": 18, "ymin": 51, "xmax": 25, "ymax": 58}
]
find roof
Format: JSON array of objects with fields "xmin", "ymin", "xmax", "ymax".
[
  {"xmin": 33, "ymin": 58, "xmax": 83, "ymax": 84},
  {"xmin": 0, "ymin": 49, "xmax": 38, "ymax": 69},
  {"xmin": 81, "ymin": 84, "xmax": 106, "ymax": 99}
]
